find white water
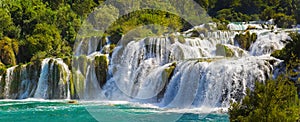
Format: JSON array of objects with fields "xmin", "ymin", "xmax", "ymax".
[
  {"xmin": 0, "ymin": 27, "xmax": 291, "ymax": 111},
  {"xmin": 70, "ymin": 29, "xmax": 290, "ymax": 109},
  {"xmin": 55, "ymin": 59, "xmax": 72, "ymax": 99},
  {"xmin": 4, "ymin": 66, "xmax": 17, "ymax": 99},
  {"xmin": 249, "ymin": 32, "xmax": 290, "ymax": 56},
  {"xmin": 34, "ymin": 58, "xmax": 51, "ymax": 98}
]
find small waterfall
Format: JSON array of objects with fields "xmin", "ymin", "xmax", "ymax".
[
  {"xmin": 73, "ymin": 53, "xmax": 108, "ymax": 100},
  {"xmin": 0, "ymin": 58, "xmax": 71, "ymax": 99},
  {"xmin": 4, "ymin": 66, "xmax": 17, "ymax": 99},
  {"xmin": 55, "ymin": 59, "xmax": 71, "ymax": 99},
  {"xmin": 249, "ymin": 32, "xmax": 290, "ymax": 56},
  {"xmin": 34, "ymin": 58, "xmax": 51, "ymax": 98},
  {"xmin": 161, "ymin": 56, "xmax": 279, "ymax": 108}
]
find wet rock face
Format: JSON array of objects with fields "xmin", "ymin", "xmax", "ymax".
[
  {"xmin": 157, "ymin": 62, "xmax": 176, "ymax": 102},
  {"xmin": 234, "ymin": 31, "xmax": 257, "ymax": 50},
  {"xmin": 216, "ymin": 44, "xmax": 234, "ymax": 57},
  {"xmin": 94, "ymin": 55, "xmax": 109, "ymax": 88},
  {"xmin": 0, "ymin": 61, "xmax": 41, "ymax": 99}
]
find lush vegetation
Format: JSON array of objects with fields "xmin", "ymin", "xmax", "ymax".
[
  {"xmin": 0, "ymin": 0, "xmax": 299, "ymax": 67},
  {"xmin": 207, "ymin": 0, "xmax": 300, "ymax": 28},
  {"xmin": 0, "ymin": 0, "xmax": 299, "ymax": 120}
]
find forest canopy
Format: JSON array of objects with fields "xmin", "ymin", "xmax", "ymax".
[{"xmin": 0, "ymin": 0, "xmax": 299, "ymax": 65}]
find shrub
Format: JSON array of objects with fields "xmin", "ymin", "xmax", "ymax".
[{"xmin": 229, "ymin": 76, "xmax": 300, "ymax": 122}]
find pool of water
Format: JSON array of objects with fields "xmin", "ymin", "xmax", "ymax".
[{"xmin": 0, "ymin": 100, "xmax": 229, "ymax": 122}]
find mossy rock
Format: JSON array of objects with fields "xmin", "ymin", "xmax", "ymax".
[
  {"xmin": 234, "ymin": 31, "xmax": 257, "ymax": 50},
  {"xmin": 62, "ymin": 57, "xmax": 71, "ymax": 69},
  {"xmin": 0, "ymin": 61, "xmax": 6, "ymax": 75},
  {"xmin": 0, "ymin": 37, "xmax": 18, "ymax": 66},
  {"xmin": 94, "ymin": 55, "xmax": 109, "ymax": 88},
  {"xmin": 188, "ymin": 28, "xmax": 208, "ymax": 37},
  {"xmin": 101, "ymin": 44, "xmax": 116, "ymax": 55},
  {"xmin": 178, "ymin": 35, "xmax": 186, "ymax": 44},
  {"xmin": 69, "ymin": 74, "xmax": 78, "ymax": 99},
  {"xmin": 216, "ymin": 44, "xmax": 235, "ymax": 57},
  {"xmin": 157, "ymin": 62, "xmax": 176, "ymax": 101},
  {"xmin": 168, "ymin": 35, "xmax": 176, "ymax": 44}
]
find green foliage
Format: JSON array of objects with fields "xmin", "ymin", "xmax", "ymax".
[
  {"xmin": 273, "ymin": 13, "xmax": 296, "ymax": 28},
  {"xmin": 0, "ymin": 37, "xmax": 18, "ymax": 66},
  {"xmin": 208, "ymin": 0, "xmax": 298, "ymax": 27},
  {"xmin": 0, "ymin": 8, "xmax": 19, "ymax": 39},
  {"xmin": 229, "ymin": 76, "xmax": 300, "ymax": 122},
  {"xmin": 0, "ymin": 0, "xmax": 298, "ymax": 67},
  {"xmin": 26, "ymin": 23, "xmax": 62, "ymax": 56},
  {"xmin": 106, "ymin": 9, "xmax": 183, "ymax": 44},
  {"xmin": 231, "ymin": 33, "xmax": 300, "ymax": 122},
  {"xmin": 0, "ymin": 61, "xmax": 6, "ymax": 75},
  {"xmin": 234, "ymin": 31, "xmax": 257, "ymax": 50}
]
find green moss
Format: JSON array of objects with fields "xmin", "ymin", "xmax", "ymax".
[
  {"xmin": 158, "ymin": 62, "xmax": 176, "ymax": 101},
  {"xmin": 168, "ymin": 35, "xmax": 176, "ymax": 44},
  {"xmin": 0, "ymin": 61, "xmax": 6, "ymax": 75},
  {"xmin": 216, "ymin": 44, "xmax": 235, "ymax": 57},
  {"xmin": 69, "ymin": 74, "xmax": 76, "ymax": 98},
  {"xmin": 234, "ymin": 31, "xmax": 257, "ymax": 50},
  {"xmin": 178, "ymin": 35, "xmax": 186, "ymax": 43}
]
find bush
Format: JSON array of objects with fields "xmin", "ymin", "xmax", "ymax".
[
  {"xmin": 229, "ymin": 76, "xmax": 300, "ymax": 122},
  {"xmin": 273, "ymin": 13, "xmax": 296, "ymax": 28}
]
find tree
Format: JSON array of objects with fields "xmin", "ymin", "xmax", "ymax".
[
  {"xmin": 0, "ymin": 8, "xmax": 19, "ymax": 39},
  {"xmin": 71, "ymin": 0, "xmax": 97, "ymax": 17},
  {"xmin": 25, "ymin": 23, "xmax": 62, "ymax": 57},
  {"xmin": 56, "ymin": 5, "xmax": 81, "ymax": 46}
]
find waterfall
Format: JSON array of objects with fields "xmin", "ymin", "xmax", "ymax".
[
  {"xmin": 1, "ymin": 27, "xmax": 293, "ymax": 110},
  {"xmin": 249, "ymin": 32, "xmax": 290, "ymax": 56},
  {"xmin": 34, "ymin": 58, "xmax": 51, "ymax": 98},
  {"xmin": 3, "ymin": 66, "xmax": 17, "ymax": 99},
  {"xmin": 0, "ymin": 58, "xmax": 71, "ymax": 99},
  {"xmin": 70, "ymin": 29, "xmax": 290, "ymax": 109}
]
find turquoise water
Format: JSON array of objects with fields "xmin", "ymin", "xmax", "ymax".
[{"xmin": 0, "ymin": 100, "xmax": 229, "ymax": 122}]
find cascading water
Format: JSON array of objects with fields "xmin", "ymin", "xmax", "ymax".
[
  {"xmin": 73, "ymin": 29, "xmax": 287, "ymax": 110},
  {"xmin": 3, "ymin": 66, "xmax": 17, "ymax": 99},
  {"xmin": 34, "ymin": 58, "xmax": 51, "ymax": 98},
  {"xmin": 0, "ymin": 58, "xmax": 72, "ymax": 99},
  {"xmin": 0, "ymin": 26, "xmax": 292, "ymax": 111},
  {"xmin": 249, "ymin": 32, "xmax": 290, "ymax": 56}
]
